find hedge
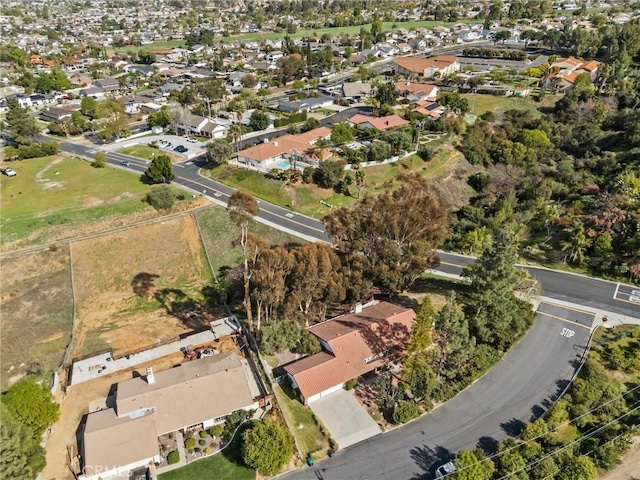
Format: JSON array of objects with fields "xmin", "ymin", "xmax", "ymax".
[{"xmin": 274, "ymin": 111, "xmax": 308, "ymax": 128}]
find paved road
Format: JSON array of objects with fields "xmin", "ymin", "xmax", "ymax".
[
  {"xmin": 285, "ymin": 311, "xmax": 593, "ymax": 480},
  {"xmin": 437, "ymin": 252, "xmax": 639, "ymax": 319}
]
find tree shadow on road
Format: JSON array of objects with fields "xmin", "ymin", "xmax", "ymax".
[
  {"xmin": 500, "ymin": 418, "xmax": 526, "ymax": 437},
  {"xmin": 477, "ymin": 435, "xmax": 499, "ymax": 454},
  {"xmin": 408, "ymin": 444, "xmax": 453, "ymax": 480}
]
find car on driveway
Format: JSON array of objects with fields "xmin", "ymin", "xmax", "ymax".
[
  {"xmin": 435, "ymin": 460, "xmax": 456, "ymax": 478},
  {"xmin": 186, "ymin": 137, "xmax": 198, "ymax": 143},
  {"xmin": 2, "ymin": 167, "xmax": 17, "ymax": 177}
]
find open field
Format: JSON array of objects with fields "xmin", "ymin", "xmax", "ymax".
[
  {"xmin": 0, "ymin": 156, "xmax": 171, "ymax": 251},
  {"xmin": 195, "ymin": 205, "xmax": 303, "ymax": 273},
  {"xmin": 462, "ymin": 93, "xmax": 547, "ymax": 117},
  {"xmin": 159, "ymin": 422, "xmax": 256, "ymax": 480},
  {"xmin": 69, "ymin": 215, "xmax": 214, "ymax": 359},
  {"xmin": 0, "ymin": 246, "xmax": 74, "ymax": 390}
]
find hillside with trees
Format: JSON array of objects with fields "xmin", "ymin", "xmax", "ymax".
[{"xmin": 447, "ymin": 74, "xmax": 640, "ymax": 282}]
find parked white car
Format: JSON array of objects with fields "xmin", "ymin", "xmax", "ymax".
[
  {"xmin": 435, "ymin": 461, "xmax": 456, "ymax": 478},
  {"xmin": 2, "ymin": 167, "xmax": 17, "ymax": 177}
]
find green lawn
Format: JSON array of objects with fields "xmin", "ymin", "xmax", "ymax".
[
  {"xmin": 195, "ymin": 205, "xmax": 304, "ymax": 273},
  {"xmin": 118, "ymin": 144, "xmax": 163, "ymax": 161},
  {"xmin": 159, "ymin": 422, "xmax": 256, "ymax": 480},
  {"xmin": 203, "ymin": 166, "xmax": 293, "ymax": 208},
  {"xmin": 275, "ymin": 384, "xmax": 331, "ymax": 458},
  {"xmin": 462, "ymin": 93, "xmax": 541, "ymax": 117},
  {"xmin": 0, "ymin": 156, "xmax": 153, "ymax": 249}
]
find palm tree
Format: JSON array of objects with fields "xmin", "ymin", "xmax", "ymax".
[
  {"xmin": 463, "ymin": 226, "xmax": 492, "ymax": 254},
  {"xmin": 560, "ymin": 221, "xmax": 590, "ymax": 265},
  {"xmin": 228, "ymin": 122, "xmax": 246, "ymax": 153},
  {"xmin": 310, "ymin": 138, "xmax": 331, "ymax": 163}
]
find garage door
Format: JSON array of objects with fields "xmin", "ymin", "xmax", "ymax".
[{"xmin": 308, "ymin": 383, "xmax": 345, "ymax": 404}]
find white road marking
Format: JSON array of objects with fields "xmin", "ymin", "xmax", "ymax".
[
  {"xmin": 560, "ymin": 327, "xmax": 575, "ymax": 338},
  {"xmin": 613, "ymin": 282, "xmax": 620, "ymax": 300}
]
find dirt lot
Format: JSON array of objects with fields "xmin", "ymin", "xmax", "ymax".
[
  {"xmin": 69, "ymin": 215, "xmax": 214, "ymax": 360},
  {"xmin": 0, "ymin": 246, "xmax": 74, "ymax": 390},
  {"xmin": 42, "ymin": 338, "xmax": 240, "ymax": 480},
  {"xmin": 599, "ymin": 439, "xmax": 640, "ymax": 480}
]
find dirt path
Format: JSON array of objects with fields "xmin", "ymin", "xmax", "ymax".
[{"xmin": 598, "ymin": 440, "xmax": 640, "ymax": 480}]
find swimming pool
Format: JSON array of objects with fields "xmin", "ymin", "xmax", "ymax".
[{"xmin": 275, "ymin": 160, "xmax": 305, "ymax": 171}]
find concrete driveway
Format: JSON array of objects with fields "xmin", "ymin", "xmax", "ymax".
[{"xmin": 310, "ymin": 389, "xmax": 381, "ymax": 449}]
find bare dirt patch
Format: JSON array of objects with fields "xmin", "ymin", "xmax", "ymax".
[
  {"xmin": 70, "ymin": 215, "xmax": 213, "ymax": 360},
  {"xmin": 35, "ymin": 157, "xmax": 65, "ymax": 190},
  {"xmin": 0, "ymin": 246, "xmax": 74, "ymax": 390},
  {"xmin": 598, "ymin": 438, "xmax": 640, "ymax": 480}
]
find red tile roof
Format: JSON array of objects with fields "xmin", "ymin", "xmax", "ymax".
[
  {"xmin": 284, "ymin": 302, "xmax": 415, "ymax": 403},
  {"xmin": 393, "ymin": 55, "xmax": 458, "ymax": 74},
  {"xmin": 349, "ymin": 113, "xmax": 409, "ymax": 131}
]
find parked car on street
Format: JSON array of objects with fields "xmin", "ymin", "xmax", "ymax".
[{"xmin": 435, "ymin": 460, "xmax": 456, "ymax": 478}]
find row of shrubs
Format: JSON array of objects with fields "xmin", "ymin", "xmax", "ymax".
[
  {"xmin": 3, "ymin": 141, "xmax": 59, "ymax": 160},
  {"xmin": 273, "ymin": 111, "xmax": 308, "ymax": 128}
]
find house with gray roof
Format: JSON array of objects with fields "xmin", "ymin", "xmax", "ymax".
[{"xmin": 80, "ymin": 351, "xmax": 261, "ymax": 480}]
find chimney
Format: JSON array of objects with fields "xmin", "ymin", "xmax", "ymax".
[
  {"xmin": 146, "ymin": 367, "xmax": 155, "ymax": 384},
  {"xmin": 273, "ymin": 141, "xmax": 278, "ymax": 147},
  {"xmin": 354, "ymin": 303, "xmax": 363, "ymax": 314}
]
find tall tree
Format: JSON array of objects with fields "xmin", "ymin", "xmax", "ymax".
[
  {"xmin": 432, "ymin": 294, "xmax": 476, "ymax": 379},
  {"xmin": 228, "ymin": 191, "xmax": 259, "ymax": 330},
  {"xmin": 324, "ymin": 173, "xmax": 449, "ymax": 294},
  {"xmin": 251, "ymin": 245, "xmax": 292, "ymax": 330},
  {"xmin": 454, "ymin": 449, "xmax": 495, "ymax": 480},
  {"xmin": 144, "ymin": 154, "xmax": 174, "ymax": 184},
  {"xmin": 289, "ymin": 243, "xmax": 345, "ymax": 324},
  {"xmin": 205, "ymin": 138, "xmax": 233, "ymax": 167},
  {"xmin": 463, "ymin": 227, "xmax": 532, "ymax": 349},
  {"xmin": 5, "ymin": 98, "xmax": 39, "ymax": 144}
]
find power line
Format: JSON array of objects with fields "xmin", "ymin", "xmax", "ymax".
[{"xmin": 437, "ymin": 383, "xmax": 640, "ymax": 479}]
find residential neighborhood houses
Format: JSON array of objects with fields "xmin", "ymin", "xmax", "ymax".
[{"xmin": 2, "ymin": 1, "xmax": 640, "ymax": 480}]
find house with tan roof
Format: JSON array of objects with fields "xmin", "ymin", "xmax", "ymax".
[
  {"xmin": 80, "ymin": 351, "xmax": 261, "ymax": 480},
  {"xmin": 234, "ymin": 127, "xmax": 331, "ymax": 169},
  {"xmin": 395, "ymin": 81, "xmax": 439, "ymax": 102},
  {"xmin": 393, "ymin": 55, "xmax": 460, "ymax": 79},
  {"xmin": 284, "ymin": 301, "xmax": 415, "ymax": 404},
  {"xmin": 349, "ymin": 113, "xmax": 410, "ymax": 132},
  {"xmin": 176, "ymin": 113, "xmax": 227, "ymax": 139}
]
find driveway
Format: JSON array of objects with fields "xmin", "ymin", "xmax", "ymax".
[{"xmin": 310, "ymin": 389, "xmax": 381, "ymax": 449}]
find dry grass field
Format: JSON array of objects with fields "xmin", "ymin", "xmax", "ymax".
[
  {"xmin": 69, "ymin": 215, "xmax": 214, "ymax": 359},
  {"xmin": 0, "ymin": 246, "xmax": 74, "ymax": 390}
]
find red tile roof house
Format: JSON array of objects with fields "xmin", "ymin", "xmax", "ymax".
[
  {"xmin": 349, "ymin": 113, "xmax": 410, "ymax": 132},
  {"xmin": 283, "ymin": 301, "xmax": 415, "ymax": 404}
]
